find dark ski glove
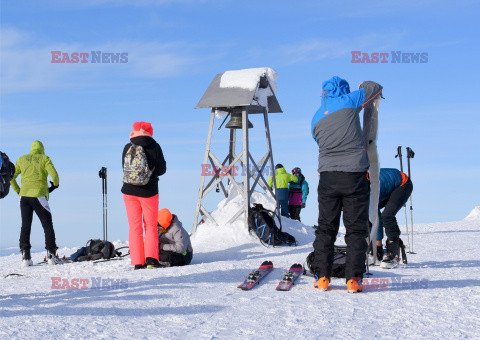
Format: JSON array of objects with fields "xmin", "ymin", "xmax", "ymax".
[
  {"xmin": 48, "ymin": 181, "xmax": 59, "ymax": 193},
  {"xmin": 301, "ymin": 203, "xmax": 306, "ymax": 208}
]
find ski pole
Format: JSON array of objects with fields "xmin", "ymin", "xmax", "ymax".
[
  {"xmin": 105, "ymin": 167, "xmax": 108, "ymax": 241},
  {"xmin": 365, "ymin": 221, "xmax": 373, "ymax": 275},
  {"xmin": 395, "ymin": 146, "xmax": 410, "ymax": 250},
  {"xmin": 102, "ymin": 173, "xmax": 105, "ymax": 241},
  {"xmin": 395, "ymin": 146, "xmax": 404, "ymax": 172},
  {"xmin": 99, "ymin": 167, "xmax": 108, "ymax": 241},
  {"xmin": 406, "ymin": 147, "xmax": 415, "ymax": 254}
]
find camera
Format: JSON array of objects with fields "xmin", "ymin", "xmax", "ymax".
[{"xmin": 98, "ymin": 167, "xmax": 107, "ymax": 179}]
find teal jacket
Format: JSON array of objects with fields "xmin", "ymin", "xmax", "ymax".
[{"xmin": 288, "ymin": 174, "xmax": 309, "ymax": 205}]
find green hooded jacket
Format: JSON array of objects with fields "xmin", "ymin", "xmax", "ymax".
[
  {"xmin": 268, "ymin": 167, "xmax": 298, "ymax": 189},
  {"xmin": 10, "ymin": 141, "xmax": 59, "ymax": 198}
]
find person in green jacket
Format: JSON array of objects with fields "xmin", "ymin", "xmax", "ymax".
[
  {"xmin": 10, "ymin": 140, "xmax": 61, "ymax": 267},
  {"xmin": 268, "ymin": 164, "xmax": 298, "ymax": 217}
]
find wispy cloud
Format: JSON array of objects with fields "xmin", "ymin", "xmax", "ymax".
[
  {"xmin": 275, "ymin": 32, "xmax": 407, "ymax": 65},
  {"xmin": 37, "ymin": 0, "xmax": 209, "ymax": 9},
  {"xmin": 0, "ymin": 27, "xmax": 200, "ymax": 93}
]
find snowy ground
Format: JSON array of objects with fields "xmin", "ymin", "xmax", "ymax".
[{"xmin": 1, "ymin": 205, "xmax": 479, "ymax": 339}]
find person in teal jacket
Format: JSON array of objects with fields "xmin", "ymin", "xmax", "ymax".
[
  {"xmin": 375, "ymin": 168, "xmax": 413, "ymax": 269},
  {"xmin": 268, "ymin": 164, "xmax": 298, "ymax": 217},
  {"xmin": 288, "ymin": 167, "xmax": 309, "ymax": 221}
]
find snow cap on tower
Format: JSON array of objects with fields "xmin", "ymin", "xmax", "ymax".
[{"xmin": 195, "ymin": 67, "xmax": 282, "ymax": 113}]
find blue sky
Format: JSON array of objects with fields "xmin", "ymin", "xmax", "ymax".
[{"xmin": 1, "ymin": 0, "xmax": 479, "ymax": 249}]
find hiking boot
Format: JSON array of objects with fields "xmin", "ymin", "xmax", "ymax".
[
  {"xmin": 146, "ymin": 257, "xmax": 163, "ymax": 269},
  {"xmin": 381, "ymin": 238, "xmax": 400, "ymax": 269},
  {"xmin": 376, "ymin": 244, "xmax": 384, "ymax": 262},
  {"xmin": 347, "ymin": 278, "xmax": 363, "ymax": 293},
  {"xmin": 47, "ymin": 249, "xmax": 61, "ymax": 265},
  {"xmin": 21, "ymin": 249, "xmax": 33, "ymax": 267},
  {"xmin": 313, "ymin": 276, "xmax": 329, "ymax": 291},
  {"xmin": 134, "ymin": 264, "xmax": 146, "ymax": 270},
  {"xmin": 380, "ymin": 254, "xmax": 400, "ymax": 269}
]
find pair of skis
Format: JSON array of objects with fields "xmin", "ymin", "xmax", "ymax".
[{"xmin": 237, "ymin": 261, "xmax": 303, "ymax": 291}]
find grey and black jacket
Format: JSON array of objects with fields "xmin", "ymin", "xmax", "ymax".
[
  {"xmin": 311, "ymin": 77, "xmax": 383, "ymax": 173},
  {"xmin": 159, "ymin": 215, "xmax": 193, "ymax": 255}
]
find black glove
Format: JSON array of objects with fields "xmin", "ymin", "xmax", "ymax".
[
  {"xmin": 48, "ymin": 181, "xmax": 59, "ymax": 193},
  {"xmin": 301, "ymin": 203, "xmax": 306, "ymax": 209}
]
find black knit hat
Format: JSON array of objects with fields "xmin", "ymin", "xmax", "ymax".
[{"xmin": 275, "ymin": 164, "xmax": 284, "ymax": 170}]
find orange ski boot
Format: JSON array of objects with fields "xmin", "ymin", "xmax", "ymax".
[
  {"xmin": 314, "ymin": 276, "xmax": 330, "ymax": 291},
  {"xmin": 347, "ymin": 278, "xmax": 363, "ymax": 293}
]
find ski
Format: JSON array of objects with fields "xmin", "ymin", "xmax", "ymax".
[
  {"xmin": 36, "ymin": 255, "xmax": 70, "ymax": 265},
  {"xmin": 238, "ymin": 261, "xmax": 273, "ymax": 290},
  {"xmin": 276, "ymin": 264, "xmax": 303, "ymax": 291}
]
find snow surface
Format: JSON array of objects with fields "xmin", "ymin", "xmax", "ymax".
[
  {"xmin": 2, "ymin": 195, "xmax": 480, "ymax": 339},
  {"xmin": 464, "ymin": 206, "xmax": 480, "ymax": 220},
  {"xmin": 219, "ymin": 67, "xmax": 278, "ymax": 92}
]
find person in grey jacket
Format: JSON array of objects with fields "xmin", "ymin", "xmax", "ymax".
[
  {"xmin": 157, "ymin": 208, "xmax": 193, "ymax": 267},
  {"xmin": 310, "ymin": 76, "xmax": 383, "ymax": 293}
]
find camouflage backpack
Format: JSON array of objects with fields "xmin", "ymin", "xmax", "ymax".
[{"xmin": 123, "ymin": 144, "xmax": 154, "ymax": 185}]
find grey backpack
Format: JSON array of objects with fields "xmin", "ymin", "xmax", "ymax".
[{"xmin": 123, "ymin": 144, "xmax": 154, "ymax": 185}]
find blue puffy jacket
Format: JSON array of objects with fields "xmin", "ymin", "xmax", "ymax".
[{"xmin": 379, "ymin": 168, "xmax": 408, "ymax": 202}]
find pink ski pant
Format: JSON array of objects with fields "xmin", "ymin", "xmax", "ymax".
[{"xmin": 123, "ymin": 194, "xmax": 159, "ymax": 265}]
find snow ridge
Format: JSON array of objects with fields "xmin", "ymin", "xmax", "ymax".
[{"xmin": 464, "ymin": 206, "xmax": 480, "ymax": 220}]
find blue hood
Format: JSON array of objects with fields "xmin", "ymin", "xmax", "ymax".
[{"xmin": 322, "ymin": 76, "xmax": 351, "ymax": 98}]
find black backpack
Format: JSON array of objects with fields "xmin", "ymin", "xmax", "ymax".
[
  {"xmin": 306, "ymin": 245, "xmax": 347, "ymax": 278},
  {"xmin": 75, "ymin": 239, "xmax": 117, "ymax": 262},
  {"xmin": 0, "ymin": 151, "xmax": 15, "ymax": 199},
  {"xmin": 248, "ymin": 203, "xmax": 297, "ymax": 247}
]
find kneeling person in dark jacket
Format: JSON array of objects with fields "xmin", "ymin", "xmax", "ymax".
[{"xmin": 157, "ymin": 208, "xmax": 193, "ymax": 267}]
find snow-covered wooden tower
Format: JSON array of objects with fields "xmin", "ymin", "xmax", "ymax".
[{"xmin": 192, "ymin": 67, "xmax": 282, "ymax": 233}]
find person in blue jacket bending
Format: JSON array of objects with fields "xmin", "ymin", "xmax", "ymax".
[
  {"xmin": 375, "ymin": 168, "xmax": 413, "ymax": 269},
  {"xmin": 288, "ymin": 167, "xmax": 309, "ymax": 221}
]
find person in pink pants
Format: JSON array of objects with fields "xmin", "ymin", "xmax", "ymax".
[{"xmin": 121, "ymin": 121, "xmax": 167, "ymax": 269}]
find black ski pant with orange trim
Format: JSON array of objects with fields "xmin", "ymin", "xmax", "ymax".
[
  {"xmin": 379, "ymin": 178, "xmax": 413, "ymax": 240},
  {"xmin": 311, "ymin": 171, "xmax": 370, "ymax": 281}
]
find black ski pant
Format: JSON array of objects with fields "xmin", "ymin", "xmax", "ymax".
[
  {"xmin": 19, "ymin": 196, "xmax": 57, "ymax": 251},
  {"xmin": 288, "ymin": 205, "xmax": 302, "ymax": 221},
  {"xmin": 379, "ymin": 178, "xmax": 413, "ymax": 240},
  {"xmin": 159, "ymin": 249, "xmax": 192, "ymax": 267},
  {"xmin": 311, "ymin": 171, "xmax": 370, "ymax": 281}
]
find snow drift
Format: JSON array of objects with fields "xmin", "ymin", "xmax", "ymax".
[
  {"xmin": 190, "ymin": 185, "xmax": 314, "ymax": 253},
  {"xmin": 464, "ymin": 206, "xmax": 480, "ymax": 220}
]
